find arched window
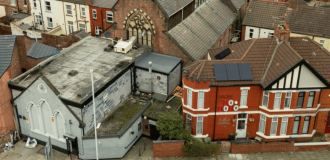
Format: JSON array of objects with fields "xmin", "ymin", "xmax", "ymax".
[
  {"xmin": 54, "ymin": 111, "xmax": 65, "ymax": 139},
  {"xmin": 27, "ymin": 103, "xmax": 39, "ymax": 131},
  {"xmin": 39, "ymin": 100, "xmax": 53, "ymax": 135}
]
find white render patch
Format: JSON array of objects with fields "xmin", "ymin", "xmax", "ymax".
[
  {"xmin": 292, "ymin": 66, "xmax": 300, "ymax": 88},
  {"xmin": 299, "ymin": 64, "xmax": 326, "ymax": 88},
  {"xmin": 285, "ymin": 71, "xmax": 292, "ymax": 88}
]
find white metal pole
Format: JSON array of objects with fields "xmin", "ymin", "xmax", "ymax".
[
  {"xmin": 148, "ymin": 61, "xmax": 152, "ymax": 94},
  {"xmin": 90, "ymin": 69, "xmax": 99, "ymax": 160}
]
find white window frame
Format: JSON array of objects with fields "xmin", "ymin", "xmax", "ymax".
[
  {"xmin": 197, "ymin": 91, "xmax": 204, "ymax": 109},
  {"xmin": 262, "ymin": 91, "xmax": 269, "ymax": 107},
  {"xmin": 10, "ymin": 0, "xmax": 15, "ymax": 5},
  {"xmin": 259, "ymin": 114, "xmax": 266, "ymax": 133},
  {"xmin": 307, "ymin": 92, "xmax": 315, "ymax": 108},
  {"xmin": 320, "ymin": 40, "xmax": 325, "ymax": 47},
  {"xmin": 196, "ymin": 116, "xmax": 203, "ymax": 135},
  {"xmin": 45, "ymin": 1, "xmax": 51, "ymax": 11},
  {"xmin": 33, "ymin": 0, "xmax": 37, "ymax": 8},
  {"xmin": 24, "ymin": 0, "xmax": 27, "ymax": 6},
  {"xmin": 79, "ymin": 23, "xmax": 86, "ymax": 32},
  {"xmin": 302, "ymin": 116, "xmax": 310, "ymax": 134},
  {"xmin": 187, "ymin": 89, "xmax": 192, "ymax": 107},
  {"xmin": 47, "ymin": 17, "xmax": 53, "ymax": 28},
  {"xmin": 66, "ymin": 5, "xmax": 72, "ymax": 15},
  {"xmin": 81, "ymin": 7, "xmax": 86, "ymax": 17},
  {"xmin": 270, "ymin": 117, "xmax": 278, "ymax": 135},
  {"xmin": 280, "ymin": 117, "xmax": 288, "ymax": 135},
  {"xmin": 273, "ymin": 92, "xmax": 281, "ymax": 109},
  {"xmin": 284, "ymin": 92, "xmax": 292, "ymax": 109},
  {"xmin": 240, "ymin": 89, "xmax": 248, "ymax": 106},
  {"xmin": 293, "ymin": 116, "xmax": 300, "ymax": 134},
  {"xmin": 36, "ymin": 15, "xmax": 41, "ymax": 24},
  {"xmin": 68, "ymin": 21, "xmax": 74, "ymax": 34},
  {"xmin": 92, "ymin": 9, "xmax": 97, "ymax": 19},
  {"xmin": 106, "ymin": 11, "xmax": 113, "ymax": 23},
  {"xmin": 249, "ymin": 29, "xmax": 254, "ymax": 38},
  {"xmin": 268, "ymin": 32, "xmax": 274, "ymax": 38}
]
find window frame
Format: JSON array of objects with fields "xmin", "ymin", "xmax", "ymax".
[
  {"xmin": 92, "ymin": 9, "xmax": 97, "ymax": 19},
  {"xmin": 280, "ymin": 116, "xmax": 288, "ymax": 135},
  {"xmin": 307, "ymin": 92, "xmax": 315, "ymax": 108},
  {"xmin": 24, "ymin": 0, "xmax": 27, "ymax": 6},
  {"xmin": 240, "ymin": 89, "xmax": 248, "ymax": 106},
  {"xmin": 196, "ymin": 116, "xmax": 203, "ymax": 135},
  {"xmin": 197, "ymin": 91, "xmax": 204, "ymax": 109},
  {"xmin": 302, "ymin": 116, "xmax": 311, "ymax": 134},
  {"xmin": 79, "ymin": 23, "xmax": 86, "ymax": 32},
  {"xmin": 292, "ymin": 116, "xmax": 301, "ymax": 134},
  {"xmin": 33, "ymin": 0, "xmax": 37, "ymax": 8},
  {"xmin": 270, "ymin": 117, "xmax": 278, "ymax": 135},
  {"xmin": 320, "ymin": 40, "xmax": 325, "ymax": 47},
  {"xmin": 47, "ymin": 17, "xmax": 53, "ymax": 28},
  {"xmin": 262, "ymin": 91, "xmax": 269, "ymax": 107},
  {"xmin": 95, "ymin": 26, "xmax": 101, "ymax": 35},
  {"xmin": 249, "ymin": 29, "xmax": 254, "ymax": 38},
  {"xmin": 81, "ymin": 7, "xmax": 86, "ymax": 17},
  {"xmin": 10, "ymin": 0, "xmax": 15, "ymax": 5},
  {"xmin": 284, "ymin": 92, "xmax": 292, "ymax": 109},
  {"xmin": 187, "ymin": 89, "xmax": 192, "ymax": 107},
  {"xmin": 66, "ymin": 5, "xmax": 72, "ymax": 15},
  {"xmin": 273, "ymin": 92, "xmax": 281, "ymax": 109},
  {"xmin": 259, "ymin": 114, "xmax": 266, "ymax": 133},
  {"xmin": 45, "ymin": 1, "xmax": 51, "ymax": 11},
  {"xmin": 68, "ymin": 21, "xmax": 74, "ymax": 34},
  {"xmin": 268, "ymin": 32, "xmax": 274, "ymax": 38},
  {"xmin": 36, "ymin": 15, "xmax": 41, "ymax": 24},
  {"xmin": 106, "ymin": 11, "xmax": 113, "ymax": 23},
  {"xmin": 297, "ymin": 92, "xmax": 305, "ymax": 108}
]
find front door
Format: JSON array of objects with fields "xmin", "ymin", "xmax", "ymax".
[
  {"xmin": 325, "ymin": 112, "xmax": 330, "ymax": 134},
  {"xmin": 236, "ymin": 113, "xmax": 247, "ymax": 138}
]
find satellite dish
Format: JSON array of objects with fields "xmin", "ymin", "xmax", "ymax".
[
  {"xmin": 104, "ymin": 31, "xmax": 111, "ymax": 38},
  {"xmin": 112, "ymin": 25, "xmax": 117, "ymax": 30}
]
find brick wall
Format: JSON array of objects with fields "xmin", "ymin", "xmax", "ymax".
[
  {"xmin": 41, "ymin": 32, "xmax": 80, "ymax": 50},
  {"xmin": 231, "ymin": 139, "xmax": 295, "ymax": 153},
  {"xmin": 294, "ymin": 145, "xmax": 329, "ymax": 151},
  {"xmin": 153, "ymin": 140, "xmax": 221, "ymax": 157},
  {"xmin": 0, "ymin": 24, "xmax": 12, "ymax": 35},
  {"xmin": 2, "ymin": 0, "xmax": 31, "ymax": 18}
]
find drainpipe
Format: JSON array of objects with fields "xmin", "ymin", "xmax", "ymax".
[
  {"xmin": 213, "ymin": 87, "xmax": 218, "ymax": 140},
  {"xmin": 62, "ymin": 2, "xmax": 67, "ymax": 34},
  {"xmin": 100, "ymin": 7, "xmax": 104, "ymax": 33},
  {"xmin": 75, "ymin": 3, "xmax": 78, "ymax": 31},
  {"xmin": 39, "ymin": 0, "xmax": 44, "ymax": 31},
  {"xmin": 149, "ymin": 61, "xmax": 152, "ymax": 94}
]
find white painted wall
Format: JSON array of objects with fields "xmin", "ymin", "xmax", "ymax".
[
  {"xmin": 299, "ymin": 64, "xmax": 326, "ymax": 88},
  {"xmin": 62, "ymin": 2, "xmax": 91, "ymax": 35},
  {"xmin": 0, "ymin": 6, "xmax": 6, "ymax": 17},
  {"xmin": 244, "ymin": 26, "xmax": 274, "ymax": 40}
]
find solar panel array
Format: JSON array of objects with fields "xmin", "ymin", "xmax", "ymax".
[
  {"xmin": 215, "ymin": 48, "xmax": 231, "ymax": 59},
  {"xmin": 213, "ymin": 63, "xmax": 253, "ymax": 81}
]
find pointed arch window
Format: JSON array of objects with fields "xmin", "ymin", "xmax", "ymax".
[
  {"xmin": 27, "ymin": 103, "xmax": 39, "ymax": 131},
  {"xmin": 40, "ymin": 100, "xmax": 53, "ymax": 135}
]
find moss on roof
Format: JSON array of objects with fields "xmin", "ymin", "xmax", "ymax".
[{"xmin": 144, "ymin": 97, "xmax": 182, "ymax": 120}]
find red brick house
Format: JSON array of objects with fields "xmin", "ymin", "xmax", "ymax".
[
  {"xmin": 103, "ymin": 0, "xmax": 236, "ymax": 65},
  {"xmin": 0, "ymin": 0, "xmax": 31, "ymax": 20},
  {"xmin": 181, "ymin": 27, "xmax": 330, "ymax": 142}
]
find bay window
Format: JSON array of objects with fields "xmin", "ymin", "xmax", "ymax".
[
  {"xmin": 307, "ymin": 92, "xmax": 315, "ymax": 108},
  {"xmin": 270, "ymin": 117, "xmax": 278, "ymax": 135},
  {"xmin": 196, "ymin": 116, "xmax": 203, "ymax": 135},
  {"xmin": 240, "ymin": 89, "xmax": 248, "ymax": 106},
  {"xmin": 284, "ymin": 92, "xmax": 291, "ymax": 109},
  {"xmin": 303, "ymin": 116, "xmax": 310, "ymax": 134},
  {"xmin": 280, "ymin": 117, "xmax": 288, "ymax": 135},
  {"xmin": 297, "ymin": 92, "xmax": 305, "ymax": 108},
  {"xmin": 197, "ymin": 91, "xmax": 204, "ymax": 109},
  {"xmin": 262, "ymin": 91, "xmax": 269, "ymax": 107},
  {"xmin": 259, "ymin": 114, "xmax": 266, "ymax": 133},
  {"xmin": 293, "ymin": 116, "xmax": 300, "ymax": 134},
  {"xmin": 274, "ymin": 92, "xmax": 281, "ymax": 109},
  {"xmin": 187, "ymin": 89, "xmax": 192, "ymax": 106}
]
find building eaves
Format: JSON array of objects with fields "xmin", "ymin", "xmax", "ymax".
[
  {"xmin": 91, "ymin": 0, "xmax": 118, "ymax": 9},
  {"xmin": 57, "ymin": 0, "xmax": 86, "ymax": 5},
  {"xmin": 155, "ymin": 0, "xmax": 194, "ymax": 18}
]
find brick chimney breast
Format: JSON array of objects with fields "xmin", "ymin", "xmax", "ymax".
[{"xmin": 274, "ymin": 21, "xmax": 291, "ymax": 42}]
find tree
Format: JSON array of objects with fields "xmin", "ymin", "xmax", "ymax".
[{"xmin": 156, "ymin": 110, "xmax": 191, "ymax": 140}]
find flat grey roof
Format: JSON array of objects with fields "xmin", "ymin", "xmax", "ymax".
[
  {"xmin": 27, "ymin": 42, "xmax": 60, "ymax": 59},
  {"xmin": 135, "ymin": 52, "xmax": 182, "ymax": 74},
  {"xmin": 11, "ymin": 36, "xmax": 148, "ymax": 103},
  {"xmin": 12, "ymin": 13, "xmax": 30, "ymax": 19}
]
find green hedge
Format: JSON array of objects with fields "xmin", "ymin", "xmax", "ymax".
[{"xmin": 182, "ymin": 138, "xmax": 220, "ymax": 156}]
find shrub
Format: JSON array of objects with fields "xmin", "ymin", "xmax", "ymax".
[{"xmin": 182, "ymin": 138, "xmax": 220, "ymax": 156}]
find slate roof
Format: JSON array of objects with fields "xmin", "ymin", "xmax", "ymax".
[
  {"xmin": 27, "ymin": 42, "xmax": 60, "ymax": 59},
  {"xmin": 242, "ymin": 1, "xmax": 291, "ymax": 29},
  {"xmin": 156, "ymin": 0, "xmax": 193, "ymax": 18},
  {"xmin": 91, "ymin": 0, "xmax": 118, "ymax": 9},
  {"xmin": 289, "ymin": 4, "xmax": 330, "ymax": 38},
  {"xmin": 189, "ymin": 37, "xmax": 330, "ymax": 88},
  {"xmin": 135, "ymin": 52, "xmax": 182, "ymax": 74},
  {"xmin": 71, "ymin": 30, "xmax": 90, "ymax": 40},
  {"xmin": 231, "ymin": 0, "xmax": 246, "ymax": 9},
  {"xmin": 57, "ymin": 0, "xmax": 86, "ymax": 5},
  {"xmin": 168, "ymin": 0, "xmax": 236, "ymax": 61},
  {"xmin": 0, "ymin": 35, "xmax": 16, "ymax": 77}
]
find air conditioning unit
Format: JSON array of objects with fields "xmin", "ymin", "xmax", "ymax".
[{"xmin": 114, "ymin": 36, "xmax": 137, "ymax": 54}]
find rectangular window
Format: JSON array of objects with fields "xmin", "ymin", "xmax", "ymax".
[
  {"xmin": 249, "ymin": 29, "xmax": 254, "ymax": 38},
  {"xmin": 240, "ymin": 89, "xmax": 248, "ymax": 106},
  {"xmin": 274, "ymin": 92, "xmax": 281, "ymax": 109},
  {"xmin": 284, "ymin": 92, "xmax": 292, "ymax": 109},
  {"xmin": 81, "ymin": 7, "xmax": 86, "ymax": 17},
  {"xmin": 270, "ymin": 117, "xmax": 278, "ymax": 135},
  {"xmin": 303, "ymin": 116, "xmax": 310, "ymax": 134},
  {"xmin": 79, "ymin": 23, "xmax": 85, "ymax": 32},
  {"xmin": 10, "ymin": 0, "xmax": 15, "ymax": 5},
  {"xmin": 297, "ymin": 92, "xmax": 305, "ymax": 108},
  {"xmin": 92, "ymin": 9, "xmax": 97, "ymax": 19},
  {"xmin": 280, "ymin": 117, "xmax": 288, "ymax": 135},
  {"xmin": 47, "ymin": 17, "xmax": 53, "ymax": 28},
  {"xmin": 262, "ymin": 91, "xmax": 269, "ymax": 107},
  {"xmin": 24, "ymin": 0, "xmax": 27, "ymax": 6},
  {"xmin": 45, "ymin": 1, "xmax": 51, "ymax": 11},
  {"xmin": 196, "ymin": 116, "xmax": 203, "ymax": 135},
  {"xmin": 197, "ymin": 91, "xmax": 204, "ymax": 109},
  {"xmin": 106, "ymin": 11, "xmax": 113, "ymax": 23},
  {"xmin": 268, "ymin": 33, "xmax": 274, "ymax": 38},
  {"xmin": 66, "ymin": 5, "xmax": 72, "ymax": 15},
  {"xmin": 320, "ymin": 40, "xmax": 325, "ymax": 47},
  {"xmin": 68, "ymin": 21, "xmax": 74, "ymax": 34},
  {"xmin": 33, "ymin": 0, "xmax": 37, "ymax": 8},
  {"xmin": 187, "ymin": 89, "xmax": 192, "ymax": 106},
  {"xmin": 293, "ymin": 116, "xmax": 300, "ymax": 134},
  {"xmin": 95, "ymin": 26, "xmax": 101, "ymax": 35},
  {"xmin": 259, "ymin": 114, "xmax": 266, "ymax": 133},
  {"xmin": 307, "ymin": 92, "xmax": 315, "ymax": 108},
  {"xmin": 36, "ymin": 15, "xmax": 41, "ymax": 24},
  {"xmin": 186, "ymin": 114, "xmax": 191, "ymax": 129}
]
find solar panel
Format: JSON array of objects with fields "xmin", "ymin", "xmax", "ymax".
[
  {"xmin": 226, "ymin": 64, "xmax": 240, "ymax": 80},
  {"xmin": 215, "ymin": 48, "xmax": 231, "ymax": 59},
  {"xmin": 238, "ymin": 63, "xmax": 253, "ymax": 80},
  {"xmin": 213, "ymin": 64, "xmax": 227, "ymax": 81}
]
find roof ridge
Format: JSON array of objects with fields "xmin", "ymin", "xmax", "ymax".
[
  {"xmin": 189, "ymin": 61, "xmax": 203, "ymax": 77},
  {"xmin": 241, "ymin": 39, "xmax": 257, "ymax": 60},
  {"xmin": 197, "ymin": 61, "xmax": 206, "ymax": 79},
  {"xmin": 306, "ymin": 37, "xmax": 330, "ymax": 56}
]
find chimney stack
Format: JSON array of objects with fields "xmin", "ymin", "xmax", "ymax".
[
  {"xmin": 274, "ymin": 21, "xmax": 291, "ymax": 43},
  {"xmin": 289, "ymin": 0, "xmax": 294, "ymax": 8}
]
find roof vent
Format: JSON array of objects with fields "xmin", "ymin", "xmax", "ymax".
[{"xmin": 68, "ymin": 70, "xmax": 78, "ymax": 76}]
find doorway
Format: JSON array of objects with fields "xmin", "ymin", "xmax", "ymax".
[
  {"xmin": 236, "ymin": 113, "xmax": 247, "ymax": 138},
  {"xmin": 325, "ymin": 111, "xmax": 330, "ymax": 134}
]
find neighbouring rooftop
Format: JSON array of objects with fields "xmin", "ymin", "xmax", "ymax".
[
  {"xmin": 0, "ymin": 35, "xmax": 17, "ymax": 77},
  {"xmin": 156, "ymin": 0, "xmax": 193, "ymax": 18},
  {"xmin": 27, "ymin": 42, "xmax": 60, "ymax": 59},
  {"xmin": 143, "ymin": 96, "xmax": 182, "ymax": 120},
  {"xmin": 10, "ymin": 36, "xmax": 148, "ymax": 103}
]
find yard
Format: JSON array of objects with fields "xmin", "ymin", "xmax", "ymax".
[{"xmin": 143, "ymin": 97, "xmax": 182, "ymax": 120}]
